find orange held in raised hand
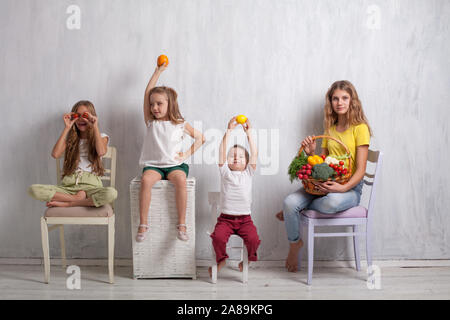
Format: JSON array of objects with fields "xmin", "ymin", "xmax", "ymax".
[
  {"xmin": 236, "ymin": 115, "xmax": 247, "ymax": 124},
  {"xmin": 157, "ymin": 55, "xmax": 169, "ymax": 67}
]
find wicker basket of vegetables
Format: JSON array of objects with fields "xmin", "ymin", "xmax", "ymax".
[{"xmin": 288, "ymin": 135, "xmax": 352, "ymax": 195}]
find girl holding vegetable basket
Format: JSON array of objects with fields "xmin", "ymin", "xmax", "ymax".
[{"xmin": 275, "ymin": 80, "xmax": 372, "ymax": 272}]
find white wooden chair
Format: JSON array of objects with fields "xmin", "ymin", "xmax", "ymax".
[
  {"xmin": 207, "ymin": 192, "xmax": 248, "ymax": 284},
  {"xmin": 40, "ymin": 146, "xmax": 117, "ymax": 284}
]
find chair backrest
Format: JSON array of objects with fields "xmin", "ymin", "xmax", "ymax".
[
  {"xmin": 56, "ymin": 146, "xmax": 117, "ymax": 204},
  {"xmin": 362, "ymin": 149, "xmax": 383, "ymax": 221},
  {"xmin": 208, "ymin": 192, "xmax": 220, "ymax": 228}
]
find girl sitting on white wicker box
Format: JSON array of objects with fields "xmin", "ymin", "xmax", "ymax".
[{"xmin": 136, "ymin": 62, "xmax": 205, "ymax": 242}]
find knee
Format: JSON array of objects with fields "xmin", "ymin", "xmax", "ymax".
[
  {"xmin": 245, "ymin": 233, "xmax": 261, "ymax": 247},
  {"xmin": 104, "ymin": 187, "xmax": 118, "ymax": 204},
  {"xmin": 211, "ymin": 232, "xmax": 227, "ymax": 246},
  {"xmin": 316, "ymin": 195, "xmax": 342, "ymax": 214},
  {"xmin": 28, "ymin": 185, "xmax": 39, "ymax": 199},
  {"xmin": 171, "ymin": 175, "xmax": 186, "ymax": 188},
  {"xmin": 283, "ymin": 193, "xmax": 305, "ymax": 216},
  {"xmin": 283, "ymin": 194, "xmax": 296, "ymax": 213},
  {"xmin": 141, "ymin": 174, "xmax": 156, "ymax": 186}
]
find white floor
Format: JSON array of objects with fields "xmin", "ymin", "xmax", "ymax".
[{"xmin": 1, "ymin": 264, "xmax": 449, "ymax": 300}]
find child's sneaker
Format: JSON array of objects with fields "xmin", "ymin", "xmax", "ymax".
[{"xmin": 176, "ymin": 224, "xmax": 189, "ymax": 241}]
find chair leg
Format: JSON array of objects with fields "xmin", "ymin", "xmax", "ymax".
[
  {"xmin": 307, "ymin": 219, "xmax": 314, "ymax": 285},
  {"xmin": 298, "ymin": 218, "xmax": 304, "ymax": 270},
  {"xmin": 108, "ymin": 216, "xmax": 115, "ymax": 284},
  {"xmin": 366, "ymin": 223, "xmax": 372, "ymax": 268},
  {"xmin": 242, "ymin": 246, "xmax": 248, "ymax": 284},
  {"xmin": 210, "ymin": 242, "xmax": 217, "ymax": 284},
  {"xmin": 353, "ymin": 225, "xmax": 361, "ymax": 271},
  {"xmin": 40, "ymin": 217, "xmax": 50, "ymax": 284},
  {"xmin": 59, "ymin": 226, "xmax": 67, "ymax": 269}
]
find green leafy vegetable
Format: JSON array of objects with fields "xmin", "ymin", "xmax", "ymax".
[{"xmin": 288, "ymin": 151, "xmax": 308, "ymax": 183}]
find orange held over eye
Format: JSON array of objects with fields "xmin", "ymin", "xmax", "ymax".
[{"xmin": 157, "ymin": 55, "xmax": 169, "ymax": 67}]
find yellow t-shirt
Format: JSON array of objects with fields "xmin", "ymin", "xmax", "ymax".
[{"xmin": 321, "ymin": 123, "xmax": 370, "ymax": 174}]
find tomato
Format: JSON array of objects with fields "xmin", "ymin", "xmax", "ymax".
[
  {"xmin": 82, "ymin": 112, "xmax": 89, "ymax": 119},
  {"xmin": 321, "ymin": 155, "xmax": 326, "ymax": 160},
  {"xmin": 71, "ymin": 114, "xmax": 79, "ymax": 120},
  {"xmin": 343, "ymin": 169, "xmax": 348, "ymax": 174},
  {"xmin": 339, "ymin": 161, "xmax": 344, "ymax": 166}
]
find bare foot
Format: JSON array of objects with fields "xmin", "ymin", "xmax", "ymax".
[
  {"xmin": 275, "ymin": 210, "xmax": 284, "ymax": 221},
  {"xmin": 285, "ymin": 239, "xmax": 304, "ymax": 272},
  {"xmin": 74, "ymin": 190, "xmax": 87, "ymax": 201},
  {"xmin": 208, "ymin": 260, "xmax": 227, "ymax": 278},
  {"xmin": 46, "ymin": 201, "xmax": 71, "ymax": 208}
]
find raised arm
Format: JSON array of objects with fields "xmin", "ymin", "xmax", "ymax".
[
  {"xmin": 243, "ymin": 118, "xmax": 257, "ymax": 170},
  {"xmin": 143, "ymin": 64, "xmax": 167, "ymax": 125},
  {"xmin": 51, "ymin": 113, "xmax": 76, "ymax": 159},
  {"xmin": 219, "ymin": 117, "xmax": 238, "ymax": 167},
  {"xmin": 84, "ymin": 112, "xmax": 108, "ymax": 157}
]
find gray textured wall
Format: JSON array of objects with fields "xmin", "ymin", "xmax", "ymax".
[{"xmin": 1, "ymin": 0, "xmax": 449, "ymax": 261}]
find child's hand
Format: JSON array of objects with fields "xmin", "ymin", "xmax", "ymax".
[
  {"xmin": 174, "ymin": 151, "xmax": 187, "ymax": 162},
  {"xmin": 64, "ymin": 113, "xmax": 77, "ymax": 129},
  {"xmin": 155, "ymin": 63, "xmax": 168, "ymax": 73},
  {"xmin": 301, "ymin": 135, "xmax": 316, "ymax": 156},
  {"xmin": 242, "ymin": 118, "xmax": 252, "ymax": 132},
  {"xmin": 82, "ymin": 112, "xmax": 98, "ymax": 127},
  {"xmin": 227, "ymin": 117, "xmax": 239, "ymax": 130}
]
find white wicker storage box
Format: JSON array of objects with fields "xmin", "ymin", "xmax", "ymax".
[{"xmin": 130, "ymin": 177, "xmax": 196, "ymax": 279}]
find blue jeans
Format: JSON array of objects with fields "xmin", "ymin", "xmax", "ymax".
[{"xmin": 283, "ymin": 181, "xmax": 363, "ymax": 243}]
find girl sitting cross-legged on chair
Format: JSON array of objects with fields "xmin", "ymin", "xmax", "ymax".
[
  {"xmin": 208, "ymin": 116, "xmax": 261, "ymax": 278},
  {"xmin": 28, "ymin": 100, "xmax": 117, "ymax": 208}
]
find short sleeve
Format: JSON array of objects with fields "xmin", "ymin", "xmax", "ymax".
[
  {"xmin": 321, "ymin": 130, "xmax": 329, "ymax": 149},
  {"xmin": 101, "ymin": 133, "xmax": 110, "ymax": 146},
  {"xmin": 354, "ymin": 124, "xmax": 370, "ymax": 146},
  {"xmin": 219, "ymin": 162, "xmax": 230, "ymax": 178},
  {"xmin": 246, "ymin": 164, "xmax": 255, "ymax": 176}
]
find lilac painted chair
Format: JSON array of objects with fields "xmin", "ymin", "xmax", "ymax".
[{"xmin": 298, "ymin": 150, "xmax": 383, "ymax": 285}]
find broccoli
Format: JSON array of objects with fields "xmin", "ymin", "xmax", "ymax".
[{"xmin": 311, "ymin": 163, "xmax": 336, "ymax": 181}]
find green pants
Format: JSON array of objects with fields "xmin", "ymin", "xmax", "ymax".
[{"xmin": 28, "ymin": 171, "xmax": 117, "ymax": 207}]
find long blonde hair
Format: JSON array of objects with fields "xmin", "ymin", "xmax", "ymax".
[
  {"xmin": 324, "ymin": 80, "xmax": 372, "ymax": 136},
  {"xmin": 62, "ymin": 100, "xmax": 105, "ymax": 177},
  {"xmin": 147, "ymin": 86, "xmax": 184, "ymax": 124}
]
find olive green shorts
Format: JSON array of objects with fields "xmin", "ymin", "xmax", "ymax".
[{"xmin": 142, "ymin": 163, "xmax": 189, "ymax": 180}]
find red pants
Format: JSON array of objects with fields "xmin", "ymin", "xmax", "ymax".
[{"xmin": 210, "ymin": 214, "xmax": 261, "ymax": 264}]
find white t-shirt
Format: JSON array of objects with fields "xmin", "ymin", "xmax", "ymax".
[
  {"xmin": 139, "ymin": 120, "xmax": 187, "ymax": 168},
  {"xmin": 219, "ymin": 162, "xmax": 255, "ymax": 215},
  {"xmin": 77, "ymin": 133, "xmax": 109, "ymax": 172}
]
